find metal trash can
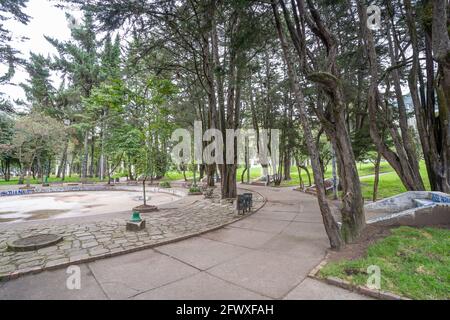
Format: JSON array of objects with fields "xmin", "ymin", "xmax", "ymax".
[{"xmin": 243, "ymin": 193, "xmax": 253, "ymax": 209}]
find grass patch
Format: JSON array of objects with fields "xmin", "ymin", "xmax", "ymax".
[
  {"xmin": 318, "ymin": 226, "xmax": 450, "ymax": 300},
  {"xmin": 360, "ymin": 161, "xmax": 430, "ymax": 200}
]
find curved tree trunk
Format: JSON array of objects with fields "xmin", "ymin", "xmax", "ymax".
[
  {"xmin": 273, "ymin": 2, "xmax": 343, "ymax": 249},
  {"xmin": 358, "ymin": 1, "xmax": 425, "ymax": 192}
]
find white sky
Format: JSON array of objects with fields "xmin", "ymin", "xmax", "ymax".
[{"xmin": 0, "ymin": 0, "xmax": 80, "ymax": 105}]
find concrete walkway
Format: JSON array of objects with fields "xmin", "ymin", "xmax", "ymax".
[{"xmin": 0, "ymin": 185, "xmax": 370, "ymax": 300}]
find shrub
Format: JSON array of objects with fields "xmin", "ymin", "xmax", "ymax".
[
  {"xmin": 159, "ymin": 181, "xmax": 171, "ymax": 188},
  {"xmin": 189, "ymin": 186, "xmax": 201, "ymax": 193}
]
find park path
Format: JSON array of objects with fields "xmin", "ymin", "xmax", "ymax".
[{"xmin": 0, "ymin": 185, "xmax": 369, "ymax": 300}]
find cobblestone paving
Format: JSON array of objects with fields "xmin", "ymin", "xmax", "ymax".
[{"xmin": 0, "ymin": 189, "xmax": 264, "ymax": 280}]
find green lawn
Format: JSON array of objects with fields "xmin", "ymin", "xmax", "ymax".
[
  {"xmin": 360, "ymin": 161, "xmax": 430, "ymax": 200},
  {"xmin": 357, "ymin": 161, "xmax": 394, "ymax": 177},
  {"xmin": 279, "ymin": 162, "xmax": 392, "ymax": 188},
  {"xmin": 279, "ymin": 161, "xmax": 431, "ymax": 201},
  {"xmin": 318, "ymin": 226, "xmax": 450, "ymax": 300},
  {"xmin": 160, "ymin": 170, "xmax": 193, "ymax": 182},
  {"xmin": 236, "ymin": 167, "xmax": 264, "ymax": 181}
]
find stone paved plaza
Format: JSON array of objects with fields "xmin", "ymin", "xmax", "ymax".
[
  {"xmin": 0, "ymin": 185, "xmax": 369, "ymax": 300},
  {"xmin": 0, "ymin": 187, "xmax": 265, "ymax": 280}
]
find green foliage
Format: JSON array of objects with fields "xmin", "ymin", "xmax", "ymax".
[
  {"xmin": 0, "ymin": 0, "xmax": 30, "ymax": 84},
  {"xmin": 11, "ymin": 113, "xmax": 67, "ymax": 170},
  {"xmin": 0, "ymin": 112, "xmax": 15, "ymax": 161},
  {"xmin": 20, "ymin": 53, "xmax": 55, "ymax": 111},
  {"xmin": 189, "ymin": 186, "xmax": 202, "ymax": 193},
  {"xmin": 159, "ymin": 181, "xmax": 171, "ymax": 188}
]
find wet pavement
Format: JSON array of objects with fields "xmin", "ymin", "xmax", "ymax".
[{"xmin": 0, "ymin": 191, "xmax": 178, "ymax": 223}]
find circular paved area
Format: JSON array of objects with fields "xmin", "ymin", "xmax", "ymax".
[{"xmin": 0, "ymin": 190, "xmax": 178, "ymax": 223}]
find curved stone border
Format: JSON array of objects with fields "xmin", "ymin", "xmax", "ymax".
[
  {"xmin": 0, "ymin": 184, "xmax": 188, "ymax": 198},
  {"xmin": 0, "ymin": 187, "xmax": 266, "ymax": 282},
  {"xmin": 0, "ymin": 185, "xmax": 116, "ymax": 197},
  {"xmin": 7, "ymin": 234, "xmax": 63, "ymax": 252},
  {"xmin": 308, "ymin": 255, "xmax": 411, "ymax": 300},
  {"xmin": 143, "ymin": 186, "xmax": 187, "ymax": 197}
]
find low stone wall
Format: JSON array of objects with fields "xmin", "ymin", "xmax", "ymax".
[
  {"xmin": 365, "ymin": 191, "xmax": 429, "ymax": 213},
  {"xmin": 0, "ymin": 184, "xmax": 188, "ymax": 198},
  {"xmin": 0, "ymin": 185, "xmax": 117, "ymax": 197},
  {"xmin": 365, "ymin": 191, "xmax": 450, "ymax": 226},
  {"xmin": 371, "ymin": 204, "xmax": 450, "ymax": 227},
  {"xmin": 364, "ymin": 191, "xmax": 450, "ymax": 214},
  {"xmin": 431, "ymin": 192, "xmax": 450, "ymax": 204}
]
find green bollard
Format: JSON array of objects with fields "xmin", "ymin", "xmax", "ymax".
[{"xmin": 130, "ymin": 211, "xmax": 142, "ymax": 222}]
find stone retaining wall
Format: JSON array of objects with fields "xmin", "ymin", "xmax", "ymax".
[
  {"xmin": 365, "ymin": 191, "xmax": 450, "ymax": 226},
  {"xmin": 365, "ymin": 191, "xmax": 450, "ymax": 214}
]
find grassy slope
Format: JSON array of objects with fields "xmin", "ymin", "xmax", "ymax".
[
  {"xmin": 318, "ymin": 226, "xmax": 450, "ymax": 300},
  {"xmin": 360, "ymin": 161, "xmax": 430, "ymax": 200}
]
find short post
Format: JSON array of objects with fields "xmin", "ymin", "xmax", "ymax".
[
  {"xmin": 131, "ymin": 211, "xmax": 142, "ymax": 222},
  {"xmin": 126, "ymin": 210, "xmax": 146, "ymax": 231}
]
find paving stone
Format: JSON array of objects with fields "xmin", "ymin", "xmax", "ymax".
[
  {"xmin": 37, "ymin": 246, "xmax": 58, "ymax": 254},
  {"xmin": 89, "ymin": 248, "xmax": 109, "ymax": 256},
  {"xmin": 0, "ymin": 265, "xmax": 15, "ymax": 273},
  {"xmin": 78, "ymin": 236, "xmax": 95, "ymax": 241},
  {"xmin": 81, "ymin": 241, "xmax": 98, "ymax": 249},
  {"xmin": 45, "ymin": 254, "xmax": 66, "ymax": 261},
  {"xmin": 18, "ymin": 259, "xmax": 44, "ymax": 269},
  {"xmin": 45, "ymin": 258, "xmax": 69, "ymax": 268},
  {"xmin": 0, "ymin": 188, "xmax": 261, "ymax": 278}
]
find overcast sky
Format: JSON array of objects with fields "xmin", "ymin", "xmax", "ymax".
[
  {"xmin": 1, "ymin": 0, "xmax": 80, "ymax": 105},
  {"xmin": 1, "ymin": 0, "xmax": 411, "ymax": 108}
]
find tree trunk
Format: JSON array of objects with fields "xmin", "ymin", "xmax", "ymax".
[
  {"xmin": 68, "ymin": 154, "xmax": 73, "ymax": 178},
  {"xmin": 299, "ymin": 164, "xmax": 311, "ymax": 187},
  {"xmin": 387, "ymin": 19, "xmax": 423, "ymax": 187},
  {"xmin": 358, "ymin": 1, "xmax": 424, "ymax": 192},
  {"xmin": 373, "ymin": 152, "xmax": 382, "ymax": 202},
  {"xmin": 283, "ymin": 151, "xmax": 291, "ymax": 180},
  {"xmin": 57, "ymin": 139, "xmax": 68, "ymax": 179},
  {"xmin": 273, "ymin": 2, "xmax": 343, "ymax": 249},
  {"xmin": 143, "ymin": 177, "xmax": 147, "ymax": 206},
  {"xmin": 89, "ymin": 129, "xmax": 95, "ymax": 178},
  {"xmin": 18, "ymin": 166, "xmax": 25, "ymax": 185},
  {"xmin": 431, "ymin": 0, "xmax": 450, "ymax": 192},
  {"xmin": 297, "ymin": 165, "xmax": 304, "ymax": 190},
  {"xmin": 220, "ymin": 13, "xmax": 241, "ymax": 199},
  {"xmin": 81, "ymin": 131, "xmax": 89, "ymax": 179}
]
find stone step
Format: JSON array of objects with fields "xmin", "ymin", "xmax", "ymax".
[{"xmin": 413, "ymin": 198, "xmax": 435, "ymax": 207}]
